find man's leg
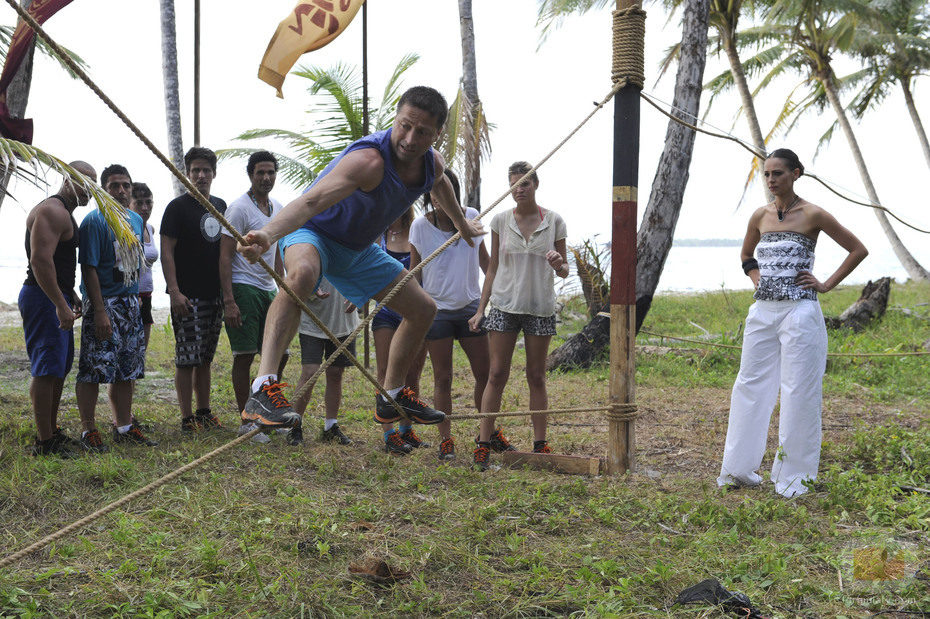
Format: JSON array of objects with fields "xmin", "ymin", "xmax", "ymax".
[
  {"xmin": 242, "ymin": 243, "xmax": 320, "ymax": 428},
  {"xmin": 176, "ymin": 366, "xmax": 194, "ymax": 419},
  {"xmin": 76, "ymin": 381, "xmax": 99, "ymax": 433},
  {"xmin": 323, "ymin": 365, "xmax": 345, "ymax": 421},
  {"xmin": 294, "ymin": 362, "xmax": 320, "ymax": 416},
  {"xmin": 231, "ymin": 354, "xmax": 256, "ymax": 412},
  {"xmin": 31, "ymin": 376, "xmax": 61, "ymax": 441},
  {"xmin": 193, "ymin": 363, "xmax": 211, "ymax": 411},
  {"xmin": 255, "ymin": 244, "xmax": 321, "ymax": 378},
  {"xmin": 109, "ymin": 381, "xmax": 134, "ymax": 427},
  {"xmin": 373, "ymin": 274, "xmax": 436, "ymax": 392}
]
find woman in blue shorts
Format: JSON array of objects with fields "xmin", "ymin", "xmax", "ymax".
[
  {"xmin": 409, "ymin": 169, "xmax": 490, "ymax": 461},
  {"xmin": 468, "ymin": 162, "xmax": 569, "ymax": 470},
  {"xmin": 373, "ymin": 209, "xmax": 428, "ymax": 454}
]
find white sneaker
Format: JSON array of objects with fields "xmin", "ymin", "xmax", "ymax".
[{"xmin": 238, "ymin": 422, "xmax": 271, "ymax": 444}]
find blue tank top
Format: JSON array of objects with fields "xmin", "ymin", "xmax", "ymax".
[{"xmin": 304, "ymin": 129, "xmax": 435, "ymax": 250}]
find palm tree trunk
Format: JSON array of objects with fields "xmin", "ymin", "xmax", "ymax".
[
  {"xmin": 722, "ymin": 34, "xmax": 770, "ymax": 201},
  {"xmin": 160, "ymin": 0, "xmax": 185, "ymax": 197},
  {"xmin": 458, "ymin": 0, "xmax": 480, "ymax": 209},
  {"xmin": 0, "ymin": 0, "xmax": 35, "ymax": 210},
  {"xmin": 820, "ymin": 69, "xmax": 929, "ymax": 281},
  {"xmin": 901, "ymin": 80, "xmax": 930, "ymax": 171},
  {"xmin": 635, "ymin": 0, "xmax": 711, "ymax": 328}
]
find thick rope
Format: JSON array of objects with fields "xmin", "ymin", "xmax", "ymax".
[
  {"xmin": 639, "ymin": 91, "xmax": 930, "ymax": 234},
  {"xmin": 449, "ymin": 405, "xmax": 610, "ymax": 422},
  {"xmin": 612, "ymin": 6, "xmax": 646, "ymax": 88},
  {"xmin": 0, "ymin": 427, "xmax": 264, "ymax": 569},
  {"xmin": 638, "ymin": 328, "xmax": 930, "ymax": 358},
  {"xmin": 0, "ymin": 0, "xmax": 412, "ymax": 423}
]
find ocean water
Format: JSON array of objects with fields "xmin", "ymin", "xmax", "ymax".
[{"xmin": 0, "ymin": 241, "xmax": 908, "ymax": 309}]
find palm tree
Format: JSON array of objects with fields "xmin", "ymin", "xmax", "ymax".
[
  {"xmin": 661, "ymin": 0, "xmax": 772, "ymax": 197},
  {"xmin": 849, "ymin": 0, "xmax": 930, "ymax": 170},
  {"xmin": 765, "ymin": 0, "xmax": 929, "ymax": 281},
  {"xmin": 159, "ymin": 0, "xmax": 184, "ymax": 197},
  {"xmin": 218, "ymin": 54, "xmax": 419, "ymax": 190},
  {"xmin": 442, "ymin": 0, "xmax": 491, "ymax": 209}
]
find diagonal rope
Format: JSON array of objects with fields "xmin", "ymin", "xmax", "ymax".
[
  {"xmin": 291, "ymin": 78, "xmax": 629, "ymax": 403},
  {"xmin": 0, "ymin": 0, "xmax": 411, "ymax": 422},
  {"xmin": 0, "ymin": 426, "xmax": 264, "ymax": 569},
  {"xmin": 639, "ymin": 91, "xmax": 930, "ymax": 235}
]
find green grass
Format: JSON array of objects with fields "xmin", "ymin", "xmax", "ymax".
[{"xmin": 0, "ymin": 281, "xmax": 928, "ymax": 617}]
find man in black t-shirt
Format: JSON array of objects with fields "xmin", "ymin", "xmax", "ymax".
[{"xmin": 160, "ymin": 147, "xmax": 227, "ymax": 432}]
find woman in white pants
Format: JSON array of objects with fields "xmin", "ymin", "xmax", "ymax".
[{"xmin": 718, "ymin": 149, "xmax": 867, "ymax": 497}]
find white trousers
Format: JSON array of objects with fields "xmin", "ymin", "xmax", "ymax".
[{"xmin": 717, "ymin": 300, "xmax": 828, "ymax": 497}]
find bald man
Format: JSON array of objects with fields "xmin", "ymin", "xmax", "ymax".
[{"xmin": 19, "ymin": 162, "xmax": 95, "ymax": 457}]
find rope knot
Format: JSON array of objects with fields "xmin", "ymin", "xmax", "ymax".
[{"xmin": 607, "ymin": 402, "xmax": 639, "ymax": 422}]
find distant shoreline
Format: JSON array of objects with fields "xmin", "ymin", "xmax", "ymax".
[{"xmin": 672, "ymin": 239, "xmax": 742, "ymax": 247}]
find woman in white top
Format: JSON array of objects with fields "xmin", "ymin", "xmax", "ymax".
[
  {"xmin": 468, "ymin": 162, "xmax": 569, "ymax": 470},
  {"xmin": 409, "ymin": 169, "xmax": 490, "ymax": 461},
  {"xmin": 718, "ymin": 148, "xmax": 867, "ymax": 497},
  {"xmin": 129, "ymin": 182, "xmax": 158, "ymax": 348}
]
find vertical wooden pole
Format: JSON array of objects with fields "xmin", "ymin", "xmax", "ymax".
[
  {"xmin": 193, "ymin": 0, "xmax": 201, "ymax": 146},
  {"xmin": 608, "ymin": 0, "xmax": 641, "ymax": 475},
  {"xmin": 361, "ymin": 1, "xmax": 371, "ymax": 367}
]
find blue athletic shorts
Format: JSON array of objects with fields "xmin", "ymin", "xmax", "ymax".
[
  {"xmin": 279, "ymin": 227, "xmax": 404, "ymax": 308},
  {"xmin": 19, "ymin": 284, "xmax": 74, "ymax": 378}
]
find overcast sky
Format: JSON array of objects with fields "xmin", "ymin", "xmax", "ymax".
[{"xmin": 1, "ymin": 0, "xmax": 927, "ymax": 296}]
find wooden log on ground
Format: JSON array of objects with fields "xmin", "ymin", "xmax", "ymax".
[
  {"xmin": 824, "ymin": 277, "xmax": 891, "ymax": 332},
  {"xmin": 501, "ymin": 451, "xmax": 602, "ymax": 476}
]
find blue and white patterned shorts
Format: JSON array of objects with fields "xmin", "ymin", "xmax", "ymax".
[{"xmin": 76, "ymin": 295, "xmax": 145, "ymax": 383}]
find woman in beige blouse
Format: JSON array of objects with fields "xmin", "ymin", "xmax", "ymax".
[{"xmin": 468, "ymin": 161, "xmax": 569, "ymax": 470}]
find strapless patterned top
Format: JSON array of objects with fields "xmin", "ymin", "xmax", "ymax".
[{"xmin": 753, "ymin": 231, "xmax": 817, "ymax": 301}]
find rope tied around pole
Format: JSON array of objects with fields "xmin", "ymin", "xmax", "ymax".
[
  {"xmin": 607, "ymin": 402, "xmax": 639, "ymax": 423},
  {"xmin": 612, "ymin": 5, "xmax": 646, "ymax": 89}
]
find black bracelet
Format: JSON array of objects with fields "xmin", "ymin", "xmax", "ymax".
[{"xmin": 741, "ymin": 258, "xmax": 759, "ymax": 275}]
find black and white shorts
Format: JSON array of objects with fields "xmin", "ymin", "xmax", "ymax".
[
  {"xmin": 171, "ymin": 297, "xmax": 223, "ymax": 367},
  {"xmin": 483, "ymin": 307, "xmax": 557, "ymax": 337}
]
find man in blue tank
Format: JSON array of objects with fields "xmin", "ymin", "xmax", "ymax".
[{"xmin": 238, "ymin": 86, "xmax": 483, "ymax": 430}]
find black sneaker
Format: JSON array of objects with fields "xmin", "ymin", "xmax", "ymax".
[
  {"xmin": 242, "ymin": 380, "xmax": 301, "ymax": 428},
  {"xmin": 181, "ymin": 415, "xmax": 202, "ymax": 432},
  {"xmin": 399, "ymin": 428, "xmax": 430, "ymax": 448},
  {"xmin": 384, "ymin": 431, "xmax": 413, "ymax": 455},
  {"xmin": 79, "ymin": 429, "xmax": 110, "ymax": 454},
  {"xmin": 321, "ymin": 423, "xmax": 351, "ymax": 445},
  {"xmin": 113, "ymin": 424, "xmax": 159, "ymax": 447},
  {"xmin": 53, "ymin": 426, "xmax": 80, "ymax": 448},
  {"xmin": 473, "ymin": 442, "xmax": 491, "ymax": 471},
  {"xmin": 485, "ymin": 426, "xmax": 517, "ymax": 452},
  {"xmin": 533, "ymin": 440, "xmax": 552, "ymax": 454},
  {"xmin": 438, "ymin": 437, "xmax": 456, "ymax": 461},
  {"xmin": 374, "ymin": 387, "xmax": 445, "ymax": 425},
  {"xmin": 286, "ymin": 424, "xmax": 304, "ymax": 446},
  {"xmin": 32, "ymin": 435, "xmax": 79, "ymax": 458},
  {"xmin": 195, "ymin": 408, "xmax": 223, "ymax": 430}
]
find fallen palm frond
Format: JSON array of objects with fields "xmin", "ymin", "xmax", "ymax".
[{"xmin": 0, "ymin": 137, "xmax": 141, "ymax": 284}]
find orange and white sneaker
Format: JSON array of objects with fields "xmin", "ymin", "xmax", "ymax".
[{"xmin": 241, "ymin": 380, "xmax": 301, "ymax": 428}]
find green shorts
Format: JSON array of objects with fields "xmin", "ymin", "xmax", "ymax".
[{"xmin": 226, "ymin": 283, "xmax": 276, "ymax": 355}]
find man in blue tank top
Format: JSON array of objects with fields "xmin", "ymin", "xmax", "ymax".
[{"xmin": 238, "ymin": 86, "xmax": 484, "ymax": 431}]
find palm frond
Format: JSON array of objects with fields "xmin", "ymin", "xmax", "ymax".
[
  {"xmin": 535, "ymin": 0, "xmax": 612, "ymax": 46},
  {"xmin": 0, "ymin": 25, "xmax": 89, "ymax": 79},
  {"xmin": 436, "ymin": 84, "xmax": 492, "ymax": 201},
  {"xmin": 0, "ymin": 137, "xmax": 140, "ymax": 275}
]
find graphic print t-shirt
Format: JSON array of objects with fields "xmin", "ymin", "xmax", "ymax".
[{"xmin": 160, "ymin": 192, "xmax": 227, "ymax": 299}]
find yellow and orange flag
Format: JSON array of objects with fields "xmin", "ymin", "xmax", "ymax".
[{"xmin": 259, "ymin": 0, "xmax": 366, "ymax": 98}]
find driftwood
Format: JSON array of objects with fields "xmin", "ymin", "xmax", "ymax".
[
  {"xmin": 547, "ymin": 311, "xmax": 610, "ymax": 371},
  {"xmin": 824, "ymin": 277, "xmax": 891, "ymax": 331}
]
